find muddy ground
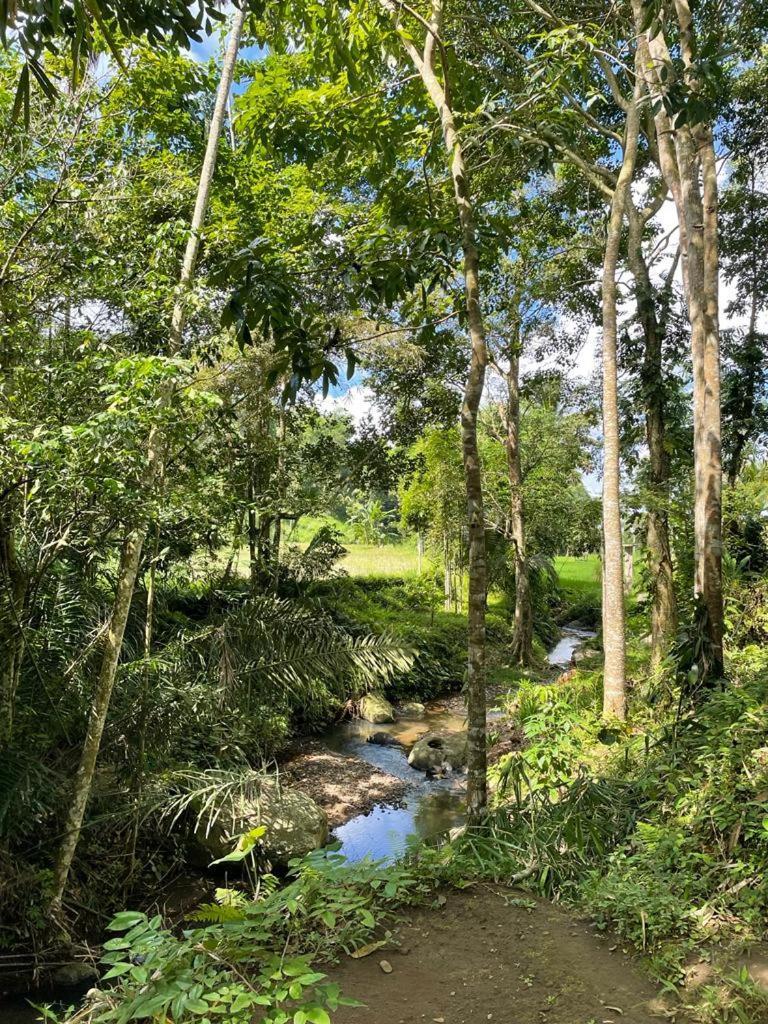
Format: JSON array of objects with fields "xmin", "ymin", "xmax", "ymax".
[{"xmin": 328, "ymin": 887, "xmax": 673, "ymax": 1024}]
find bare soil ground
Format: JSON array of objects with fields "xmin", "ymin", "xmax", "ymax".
[
  {"xmin": 329, "ymin": 887, "xmax": 673, "ymax": 1024},
  {"xmin": 278, "ymin": 742, "xmax": 408, "ymax": 827}
]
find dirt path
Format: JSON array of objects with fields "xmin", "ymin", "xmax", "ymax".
[{"xmin": 329, "ymin": 888, "xmax": 669, "ymax": 1024}]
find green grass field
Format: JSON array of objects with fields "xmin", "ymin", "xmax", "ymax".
[
  {"xmin": 554, "ymin": 554, "xmax": 602, "ymax": 600},
  {"xmin": 340, "ymin": 541, "xmax": 421, "ymax": 577}
]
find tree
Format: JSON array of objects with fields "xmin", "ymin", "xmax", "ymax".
[
  {"xmin": 379, "ymin": 0, "xmax": 489, "ymax": 819},
  {"xmin": 49, "ymin": 5, "xmax": 247, "ymax": 915},
  {"xmin": 599, "ymin": 63, "xmax": 641, "ymax": 719},
  {"xmin": 720, "ymin": 53, "xmax": 768, "ymax": 484},
  {"xmin": 632, "ymin": 0, "xmax": 724, "ymax": 679}
]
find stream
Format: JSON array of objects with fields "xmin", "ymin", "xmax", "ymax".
[
  {"xmin": 1, "ymin": 626, "xmax": 594, "ymax": 1023},
  {"xmin": 326, "ymin": 624, "xmax": 595, "ymax": 864}
]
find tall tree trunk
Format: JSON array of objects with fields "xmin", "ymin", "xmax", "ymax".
[
  {"xmin": 383, "ymin": 0, "xmax": 488, "ymax": 819},
  {"xmin": 247, "ymin": 476, "xmax": 259, "ymax": 590},
  {"xmin": 634, "ymin": 0, "xmax": 724, "ymax": 679},
  {"xmin": 0, "ymin": 518, "xmax": 28, "ymax": 748},
  {"xmin": 258, "ymin": 514, "xmax": 272, "ymax": 568},
  {"xmin": 127, "ymin": 533, "xmax": 157, "ymax": 886},
  {"xmin": 48, "ymin": 7, "xmax": 246, "ymax": 917},
  {"xmin": 443, "ymin": 533, "xmax": 452, "ymax": 613},
  {"xmin": 626, "ymin": 206, "xmax": 678, "ymax": 668},
  {"xmin": 505, "ymin": 344, "xmax": 532, "ymax": 665},
  {"xmin": 727, "ymin": 283, "xmax": 759, "ymax": 486},
  {"xmin": 601, "ymin": 76, "xmax": 641, "ymax": 720}
]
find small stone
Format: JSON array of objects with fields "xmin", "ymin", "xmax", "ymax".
[{"xmin": 379, "ymin": 960, "xmax": 393, "ymax": 974}]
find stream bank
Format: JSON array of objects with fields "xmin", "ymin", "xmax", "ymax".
[
  {"xmin": 281, "ymin": 625, "xmax": 596, "ymax": 864},
  {"xmin": 2, "ymin": 627, "xmax": 595, "ymax": 1023}
]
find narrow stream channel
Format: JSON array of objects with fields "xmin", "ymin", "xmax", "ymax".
[
  {"xmin": 325, "ymin": 625, "xmax": 595, "ymax": 864},
  {"xmin": 2, "ymin": 627, "xmax": 595, "ymax": 1022}
]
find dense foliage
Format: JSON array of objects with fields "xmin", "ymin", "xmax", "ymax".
[{"xmin": 1, "ymin": 1, "xmax": 768, "ymax": 1022}]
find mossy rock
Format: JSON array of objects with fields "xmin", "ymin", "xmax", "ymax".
[
  {"xmin": 193, "ymin": 781, "xmax": 328, "ymax": 866},
  {"xmin": 359, "ymin": 691, "xmax": 396, "ymax": 723},
  {"xmin": 400, "ymin": 701, "xmax": 427, "ymax": 718},
  {"xmin": 408, "ymin": 731, "xmax": 468, "ymax": 772}
]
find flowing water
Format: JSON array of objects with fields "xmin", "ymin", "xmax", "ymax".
[
  {"xmin": 324, "ymin": 703, "xmax": 470, "ymax": 863},
  {"xmin": 324, "ymin": 625, "xmax": 595, "ymax": 864},
  {"xmin": 547, "ymin": 625, "xmax": 596, "ymax": 667},
  {"xmin": 2, "ymin": 627, "xmax": 595, "ymax": 1021}
]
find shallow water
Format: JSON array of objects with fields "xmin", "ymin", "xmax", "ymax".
[
  {"xmin": 325, "ymin": 703, "xmax": 470, "ymax": 863},
  {"xmin": 326, "ymin": 626, "xmax": 596, "ymax": 863},
  {"xmin": 547, "ymin": 625, "xmax": 596, "ymax": 667},
  {"xmin": 5, "ymin": 629, "xmax": 595, "ymax": 1021}
]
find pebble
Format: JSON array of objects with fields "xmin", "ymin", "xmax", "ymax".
[{"xmin": 379, "ymin": 960, "xmax": 393, "ymax": 974}]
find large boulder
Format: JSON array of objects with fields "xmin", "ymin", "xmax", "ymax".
[
  {"xmin": 408, "ymin": 731, "xmax": 468, "ymax": 772},
  {"xmin": 194, "ymin": 781, "xmax": 328, "ymax": 867},
  {"xmin": 359, "ymin": 691, "xmax": 396, "ymax": 724},
  {"xmin": 399, "ymin": 701, "xmax": 426, "ymax": 719}
]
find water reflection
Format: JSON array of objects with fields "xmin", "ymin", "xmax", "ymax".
[{"xmin": 547, "ymin": 626, "xmax": 596, "ymax": 667}]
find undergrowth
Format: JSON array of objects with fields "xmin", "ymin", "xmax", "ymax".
[
  {"xmin": 47, "ymin": 591, "xmax": 768, "ymax": 1024},
  {"xmin": 466, "ymin": 636, "xmax": 768, "ymax": 1023}
]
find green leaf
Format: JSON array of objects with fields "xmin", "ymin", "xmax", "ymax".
[
  {"xmin": 102, "ymin": 962, "xmax": 133, "ymax": 979},
  {"xmin": 109, "ymin": 911, "xmax": 147, "ymax": 931},
  {"xmin": 305, "ymin": 1008, "xmax": 330, "ymax": 1024}
]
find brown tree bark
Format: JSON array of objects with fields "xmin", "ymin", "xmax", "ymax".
[
  {"xmin": 601, "ymin": 74, "xmax": 641, "ymax": 720},
  {"xmin": 49, "ymin": 6, "xmax": 247, "ymax": 916},
  {"xmin": 626, "ymin": 204, "xmax": 678, "ymax": 668},
  {"xmin": 0, "ymin": 518, "xmax": 27, "ymax": 747},
  {"xmin": 382, "ymin": 0, "xmax": 488, "ymax": 819}
]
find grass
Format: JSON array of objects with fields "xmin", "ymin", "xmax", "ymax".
[
  {"xmin": 340, "ymin": 541, "xmax": 421, "ymax": 577},
  {"xmin": 554, "ymin": 554, "xmax": 602, "ymax": 600}
]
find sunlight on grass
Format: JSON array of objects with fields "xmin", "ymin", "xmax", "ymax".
[
  {"xmin": 340, "ymin": 542, "xmax": 421, "ymax": 577},
  {"xmin": 554, "ymin": 554, "xmax": 601, "ymax": 600}
]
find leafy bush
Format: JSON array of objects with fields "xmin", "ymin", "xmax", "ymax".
[
  {"xmin": 476, "ymin": 640, "xmax": 768, "ymax": 1015},
  {"xmin": 53, "ymin": 851, "xmax": 430, "ymax": 1024}
]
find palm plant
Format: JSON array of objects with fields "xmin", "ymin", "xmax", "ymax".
[{"xmin": 198, "ymin": 594, "xmax": 413, "ymax": 713}]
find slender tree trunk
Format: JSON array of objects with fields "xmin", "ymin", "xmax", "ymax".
[
  {"xmin": 634, "ymin": 0, "xmax": 724, "ymax": 679},
  {"xmin": 505, "ymin": 345, "xmax": 532, "ymax": 665},
  {"xmin": 382, "ymin": 0, "xmax": 488, "ymax": 819},
  {"xmin": 247, "ymin": 476, "xmax": 258, "ymax": 590},
  {"xmin": 0, "ymin": 519, "xmax": 28, "ymax": 748},
  {"xmin": 601, "ymin": 76, "xmax": 641, "ymax": 720},
  {"xmin": 48, "ymin": 7, "xmax": 246, "ymax": 916},
  {"xmin": 727, "ymin": 284, "xmax": 759, "ymax": 485},
  {"xmin": 258, "ymin": 514, "xmax": 272, "ymax": 568},
  {"xmin": 127, "ymin": 533, "xmax": 157, "ymax": 886},
  {"xmin": 626, "ymin": 206, "xmax": 678, "ymax": 668},
  {"xmin": 443, "ymin": 533, "xmax": 452, "ymax": 613}
]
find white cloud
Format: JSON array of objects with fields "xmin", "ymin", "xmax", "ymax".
[{"xmin": 319, "ymin": 384, "xmax": 380, "ymax": 428}]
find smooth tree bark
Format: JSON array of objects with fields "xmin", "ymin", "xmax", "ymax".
[
  {"xmin": 626, "ymin": 203, "xmax": 678, "ymax": 668},
  {"xmin": 504, "ymin": 337, "xmax": 532, "ymax": 665},
  {"xmin": 634, "ymin": 0, "xmax": 724, "ymax": 678},
  {"xmin": 601, "ymin": 73, "xmax": 642, "ymax": 720},
  {"xmin": 382, "ymin": 0, "xmax": 488, "ymax": 819},
  {"xmin": 49, "ymin": 5, "xmax": 247, "ymax": 916}
]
